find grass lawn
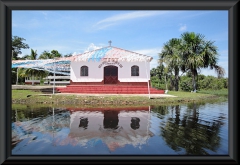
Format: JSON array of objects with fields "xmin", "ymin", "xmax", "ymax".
[
  {"xmin": 12, "ymin": 89, "xmax": 42, "ymax": 99},
  {"xmin": 197, "ymin": 88, "xmax": 228, "ymax": 96},
  {"xmin": 12, "ymin": 89, "xmax": 228, "ymax": 106}
]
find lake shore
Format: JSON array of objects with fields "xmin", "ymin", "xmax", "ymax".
[{"xmin": 12, "ymin": 85, "xmax": 228, "ymax": 106}]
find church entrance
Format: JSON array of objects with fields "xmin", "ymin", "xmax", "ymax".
[{"xmin": 104, "ymin": 65, "xmax": 118, "ymax": 84}]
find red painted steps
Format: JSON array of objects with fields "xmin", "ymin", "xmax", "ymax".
[{"xmin": 56, "ymin": 85, "xmax": 165, "ymax": 94}]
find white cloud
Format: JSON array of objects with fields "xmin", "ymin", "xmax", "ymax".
[
  {"xmin": 72, "ymin": 52, "xmax": 80, "ymax": 56},
  {"xmin": 134, "ymin": 48, "xmax": 162, "ymax": 69},
  {"xmin": 134, "ymin": 48, "xmax": 162, "ymax": 56},
  {"xmin": 84, "ymin": 43, "xmax": 103, "ymax": 52},
  {"xmin": 179, "ymin": 24, "xmax": 187, "ymax": 31},
  {"xmin": 97, "ymin": 11, "xmax": 164, "ymax": 24},
  {"xmin": 181, "ymin": 11, "xmax": 214, "ymax": 19},
  {"xmin": 94, "ymin": 11, "xmax": 169, "ymax": 30},
  {"xmin": 95, "ymin": 23, "xmax": 117, "ymax": 30},
  {"xmin": 150, "ymin": 59, "xmax": 159, "ymax": 69}
]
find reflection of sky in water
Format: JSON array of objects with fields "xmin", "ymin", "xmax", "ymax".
[{"xmin": 12, "ymin": 102, "xmax": 228, "ymax": 155}]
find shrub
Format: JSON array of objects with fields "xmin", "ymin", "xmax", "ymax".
[
  {"xmin": 151, "ymin": 69, "xmax": 228, "ymax": 91},
  {"xmin": 180, "ymin": 77, "xmax": 192, "ymax": 91},
  {"xmin": 198, "ymin": 76, "xmax": 227, "ymax": 90}
]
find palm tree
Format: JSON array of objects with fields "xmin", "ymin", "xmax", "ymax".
[
  {"xmin": 24, "ymin": 49, "xmax": 38, "ymax": 85},
  {"xmin": 38, "ymin": 50, "xmax": 53, "ymax": 59},
  {"xmin": 181, "ymin": 32, "xmax": 225, "ymax": 92},
  {"xmin": 23, "ymin": 49, "xmax": 48, "ymax": 85},
  {"xmin": 29, "ymin": 49, "xmax": 38, "ymax": 60},
  {"xmin": 159, "ymin": 38, "xmax": 183, "ymax": 91}
]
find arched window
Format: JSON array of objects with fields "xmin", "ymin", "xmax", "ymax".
[
  {"xmin": 131, "ymin": 65, "xmax": 139, "ymax": 76},
  {"xmin": 80, "ymin": 66, "xmax": 88, "ymax": 76}
]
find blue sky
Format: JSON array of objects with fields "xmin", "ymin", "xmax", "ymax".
[{"xmin": 12, "ymin": 10, "xmax": 228, "ymax": 77}]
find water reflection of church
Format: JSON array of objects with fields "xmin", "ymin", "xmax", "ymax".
[
  {"xmin": 12, "ymin": 106, "xmax": 154, "ymax": 152},
  {"xmin": 68, "ymin": 107, "xmax": 154, "ymax": 151},
  {"xmin": 79, "ymin": 110, "xmax": 141, "ymax": 130}
]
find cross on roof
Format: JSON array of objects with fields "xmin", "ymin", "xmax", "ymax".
[{"xmin": 108, "ymin": 40, "xmax": 112, "ymax": 46}]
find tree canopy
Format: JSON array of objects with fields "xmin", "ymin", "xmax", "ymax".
[
  {"xmin": 38, "ymin": 50, "xmax": 62, "ymax": 59},
  {"xmin": 158, "ymin": 32, "xmax": 225, "ymax": 92},
  {"xmin": 12, "ymin": 36, "xmax": 30, "ymax": 60}
]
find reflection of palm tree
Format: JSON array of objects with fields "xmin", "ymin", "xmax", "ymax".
[
  {"xmin": 151, "ymin": 105, "xmax": 169, "ymax": 119},
  {"xmin": 175, "ymin": 105, "xmax": 180, "ymax": 125},
  {"xmin": 160, "ymin": 103, "xmax": 223, "ymax": 155}
]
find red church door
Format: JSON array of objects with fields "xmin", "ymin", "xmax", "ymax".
[{"xmin": 104, "ymin": 66, "xmax": 118, "ymax": 84}]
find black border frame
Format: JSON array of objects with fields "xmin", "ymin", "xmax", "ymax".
[{"xmin": 0, "ymin": 0, "xmax": 239, "ymax": 164}]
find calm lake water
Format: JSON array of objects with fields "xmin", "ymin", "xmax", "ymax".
[{"xmin": 12, "ymin": 101, "xmax": 228, "ymax": 155}]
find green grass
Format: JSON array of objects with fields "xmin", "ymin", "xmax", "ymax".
[
  {"xmin": 12, "ymin": 89, "xmax": 227, "ymax": 106},
  {"xmin": 168, "ymin": 91, "xmax": 213, "ymax": 98},
  {"xmin": 197, "ymin": 89, "xmax": 228, "ymax": 96},
  {"xmin": 12, "ymin": 89, "xmax": 42, "ymax": 99}
]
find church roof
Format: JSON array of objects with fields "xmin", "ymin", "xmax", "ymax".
[
  {"xmin": 65, "ymin": 46, "xmax": 153, "ymax": 62},
  {"xmin": 12, "ymin": 46, "xmax": 153, "ymax": 75}
]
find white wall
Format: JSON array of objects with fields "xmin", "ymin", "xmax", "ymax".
[{"xmin": 70, "ymin": 61, "xmax": 150, "ymax": 82}]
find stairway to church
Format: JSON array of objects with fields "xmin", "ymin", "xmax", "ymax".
[{"xmin": 56, "ymin": 85, "xmax": 165, "ymax": 94}]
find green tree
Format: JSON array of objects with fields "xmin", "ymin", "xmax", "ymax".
[
  {"xmin": 159, "ymin": 38, "xmax": 183, "ymax": 91},
  {"xmin": 23, "ymin": 49, "xmax": 48, "ymax": 85},
  {"xmin": 150, "ymin": 65, "xmax": 164, "ymax": 80},
  {"xmin": 51, "ymin": 50, "xmax": 62, "ymax": 58},
  {"xmin": 12, "ymin": 36, "xmax": 29, "ymax": 60},
  {"xmin": 179, "ymin": 75, "xmax": 192, "ymax": 91},
  {"xmin": 39, "ymin": 50, "xmax": 62, "ymax": 59},
  {"xmin": 17, "ymin": 68, "xmax": 27, "ymax": 84},
  {"xmin": 11, "ymin": 36, "xmax": 30, "ymax": 84},
  {"xmin": 180, "ymin": 32, "xmax": 225, "ymax": 92},
  {"xmin": 26, "ymin": 49, "xmax": 38, "ymax": 60},
  {"xmin": 38, "ymin": 50, "xmax": 53, "ymax": 59}
]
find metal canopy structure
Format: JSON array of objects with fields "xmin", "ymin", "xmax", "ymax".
[
  {"xmin": 12, "ymin": 46, "xmax": 152, "ymax": 97},
  {"xmin": 12, "ymin": 59, "xmax": 71, "ymax": 75},
  {"xmin": 11, "ymin": 46, "xmax": 153, "ymax": 76}
]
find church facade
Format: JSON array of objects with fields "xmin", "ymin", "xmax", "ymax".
[{"xmin": 69, "ymin": 46, "xmax": 152, "ymax": 86}]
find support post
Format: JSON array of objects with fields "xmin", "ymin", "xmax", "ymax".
[
  {"xmin": 145, "ymin": 60, "xmax": 150, "ymax": 99},
  {"xmin": 52, "ymin": 107, "xmax": 55, "ymax": 146},
  {"xmin": 146, "ymin": 105, "xmax": 151, "ymax": 145},
  {"xmin": 16, "ymin": 67, "xmax": 18, "ymax": 85},
  {"xmin": 53, "ymin": 58, "xmax": 56, "ymax": 94}
]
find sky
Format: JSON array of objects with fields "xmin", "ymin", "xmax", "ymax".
[{"xmin": 12, "ymin": 10, "xmax": 228, "ymax": 77}]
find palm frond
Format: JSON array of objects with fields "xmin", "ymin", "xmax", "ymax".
[{"xmin": 213, "ymin": 65, "xmax": 225, "ymax": 78}]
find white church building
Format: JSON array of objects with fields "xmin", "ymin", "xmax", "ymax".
[{"xmin": 68, "ymin": 44, "xmax": 152, "ymax": 86}]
